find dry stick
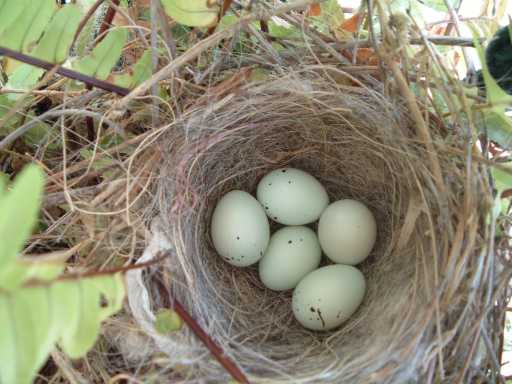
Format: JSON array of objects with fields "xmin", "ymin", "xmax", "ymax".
[
  {"xmin": 84, "ymin": 0, "xmax": 121, "ymax": 142},
  {"xmin": 208, "ymin": 0, "xmax": 234, "ymax": 35},
  {"xmin": 72, "ymin": 0, "xmax": 106, "ymax": 47},
  {"xmin": 374, "ymin": 0, "xmax": 447, "ymax": 378},
  {"xmin": 154, "ymin": 277, "xmax": 250, "ymax": 384},
  {"xmin": 155, "ymin": 0, "xmax": 177, "ymax": 59},
  {"xmin": 21, "ymin": 254, "xmax": 169, "ymax": 288},
  {"xmin": 337, "ymin": 36, "xmax": 480, "ymax": 49},
  {"xmin": 150, "ymin": 0, "xmax": 160, "ymax": 127},
  {"xmin": 442, "ymin": 0, "xmax": 473, "ymax": 72},
  {"xmin": 111, "ymin": 0, "xmax": 323, "ymax": 113},
  {"xmin": 0, "ymin": 109, "xmax": 122, "ymax": 149}
]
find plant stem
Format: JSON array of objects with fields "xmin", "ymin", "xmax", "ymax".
[
  {"xmin": 154, "ymin": 276, "xmax": 250, "ymax": 384},
  {"xmin": 0, "ymin": 46, "xmax": 130, "ymax": 96}
]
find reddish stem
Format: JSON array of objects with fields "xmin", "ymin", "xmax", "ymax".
[
  {"xmin": 72, "ymin": 0, "xmax": 106, "ymax": 48},
  {"xmin": 208, "ymin": 0, "xmax": 234, "ymax": 35},
  {"xmin": 98, "ymin": 0, "xmax": 121, "ymax": 42},
  {"xmin": 154, "ymin": 277, "xmax": 249, "ymax": 384}
]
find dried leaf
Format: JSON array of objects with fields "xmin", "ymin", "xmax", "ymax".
[
  {"xmin": 307, "ymin": 4, "xmax": 322, "ymax": 17},
  {"xmin": 340, "ymin": 12, "xmax": 362, "ymax": 33}
]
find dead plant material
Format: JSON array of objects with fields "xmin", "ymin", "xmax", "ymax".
[{"xmin": 127, "ymin": 66, "xmax": 504, "ymax": 383}]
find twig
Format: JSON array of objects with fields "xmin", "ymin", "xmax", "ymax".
[
  {"xmin": 150, "ymin": 0, "xmax": 160, "ymax": 127},
  {"xmin": 72, "ymin": 0, "xmax": 106, "ymax": 48},
  {"xmin": 0, "ymin": 46, "xmax": 130, "ymax": 96},
  {"xmin": 154, "ymin": 276, "xmax": 250, "ymax": 384},
  {"xmin": 335, "ymin": 36, "xmax": 483, "ymax": 50},
  {"xmin": 112, "ymin": 0, "xmax": 323, "ymax": 112},
  {"xmin": 0, "ymin": 108, "xmax": 122, "ymax": 150},
  {"xmin": 155, "ymin": 0, "xmax": 177, "ymax": 59},
  {"xmin": 98, "ymin": 0, "xmax": 121, "ymax": 42},
  {"xmin": 208, "ymin": 0, "xmax": 234, "ymax": 35},
  {"xmin": 20, "ymin": 254, "xmax": 169, "ymax": 288},
  {"xmin": 442, "ymin": 0, "xmax": 473, "ymax": 71},
  {"xmin": 0, "ymin": 88, "xmax": 84, "ymax": 96}
]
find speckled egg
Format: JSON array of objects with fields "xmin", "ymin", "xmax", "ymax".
[
  {"xmin": 258, "ymin": 226, "xmax": 321, "ymax": 291},
  {"xmin": 211, "ymin": 190, "xmax": 270, "ymax": 267},
  {"xmin": 292, "ymin": 265, "xmax": 366, "ymax": 331},
  {"xmin": 257, "ymin": 168, "xmax": 329, "ymax": 225},
  {"xmin": 318, "ymin": 199, "xmax": 377, "ymax": 265}
]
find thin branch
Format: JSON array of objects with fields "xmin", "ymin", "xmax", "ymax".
[
  {"xmin": 335, "ymin": 35, "xmax": 483, "ymax": 51},
  {"xmin": 0, "ymin": 108, "xmax": 123, "ymax": 150},
  {"xmin": 112, "ymin": 0, "xmax": 323, "ymax": 112},
  {"xmin": 98, "ymin": 0, "xmax": 121, "ymax": 42},
  {"xmin": 150, "ymin": 0, "xmax": 160, "ymax": 127},
  {"xmin": 154, "ymin": 276, "xmax": 250, "ymax": 384},
  {"xmin": 72, "ymin": 0, "xmax": 106, "ymax": 48},
  {"xmin": 20, "ymin": 254, "xmax": 168, "ymax": 288},
  {"xmin": 155, "ymin": 0, "xmax": 177, "ymax": 59},
  {"xmin": 0, "ymin": 46, "xmax": 130, "ymax": 96}
]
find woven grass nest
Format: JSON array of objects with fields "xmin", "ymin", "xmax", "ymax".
[{"xmin": 126, "ymin": 65, "xmax": 505, "ymax": 383}]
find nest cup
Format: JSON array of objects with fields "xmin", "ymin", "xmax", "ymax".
[{"xmin": 146, "ymin": 67, "xmax": 496, "ymax": 383}]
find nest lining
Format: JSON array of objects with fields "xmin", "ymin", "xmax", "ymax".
[{"xmin": 134, "ymin": 66, "xmax": 497, "ymax": 383}]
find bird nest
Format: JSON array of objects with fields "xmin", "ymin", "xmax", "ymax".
[{"xmin": 126, "ymin": 66, "xmax": 505, "ymax": 383}]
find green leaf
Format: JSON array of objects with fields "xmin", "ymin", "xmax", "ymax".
[
  {"xmin": 0, "ymin": 0, "xmax": 28, "ymax": 37},
  {"xmin": 0, "ymin": 0, "xmax": 56, "ymax": 53},
  {"xmin": 0, "ymin": 165, "xmax": 44, "ymax": 275},
  {"xmin": 471, "ymin": 25, "xmax": 512, "ymax": 148},
  {"xmin": 33, "ymin": 5, "xmax": 82, "ymax": 63},
  {"xmin": 0, "ymin": 164, "xmax": 125, "ymax": 384},
  {"xmin": 161, "ymin": 0, "xmax": 219, "ymax": 28},
  {"xmin": 155, "ymin": 309, "xmax": 183, "ymax": 334},
  {"xmin": 5, "ymin": 65, "xmax": 45, "ymax": 98},
  {"xmin": 493, "ymin": 164, "xmax": 512, "ymax": 194},
  {"xmin": 0, "ymin": 172, "xmax": 6, "ymax": 195},
  {"xmin": 113, "ymin": 50, "xmax": 152, "ymax": 88},
  {"xmin": 0, "ymin": 94, "xmax": 14, "ymax": 119},
  {"xmin": 492, "ymin": 163, "xmax": 512, "ymax": 214},
  {"xmin": 0, "ymin": 274, "xmax": 125, "ymax": 384},
  {"xmin": 57, "ymin": 275, "xmax": 125, "ymax": 357},
  {"xmin": 73, "ymin": 29, "xmax": 128, "ymax": 80},
  {"xmin": 268, "ymin": 21, "xmax": 302, "ymax": 39}
]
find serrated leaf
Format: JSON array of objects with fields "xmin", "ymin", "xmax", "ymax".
[
  {"xmin": 73, "ymin": 29, "xmax": 128, "ymax": 80},
  {"xmin": 161, "ymin": 0, "xmax": 219, "ymax": 28},
  {"xmin": 155, "ymin": 309, "xmax": 183, "ymax": 334},
  {"xmin": 0, "ymin": 275, "xmax": 125, "ymax": 384},
  {"xmin": 0, "ymin": 0, "xmax": 56, "ymax": 53},
  {"xmin": 33, "ymin": 5, "xmax": 82, "ymax": 63},
  {"xmin": 0, "ymin": 165, "xmax": 44, "ymax": 275}
]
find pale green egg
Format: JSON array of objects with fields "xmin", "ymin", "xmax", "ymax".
[
  {"xmin": 259, "ymin": 226, "xmax": 321, "ymax": 291},
  {"xmin": 318, "ymin": 199, "xmax": 377, "ymax": 265},
  {"xmin": 292, "ymin": 265, "xmax": 366, "ymax": 331},
  {"xmin": 257, "ymin": 168, "xmax": 329, "ymax": 225},
  {"xmin": 211, "ymin": 190, "xmax": 270, "ymax": 267}
]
